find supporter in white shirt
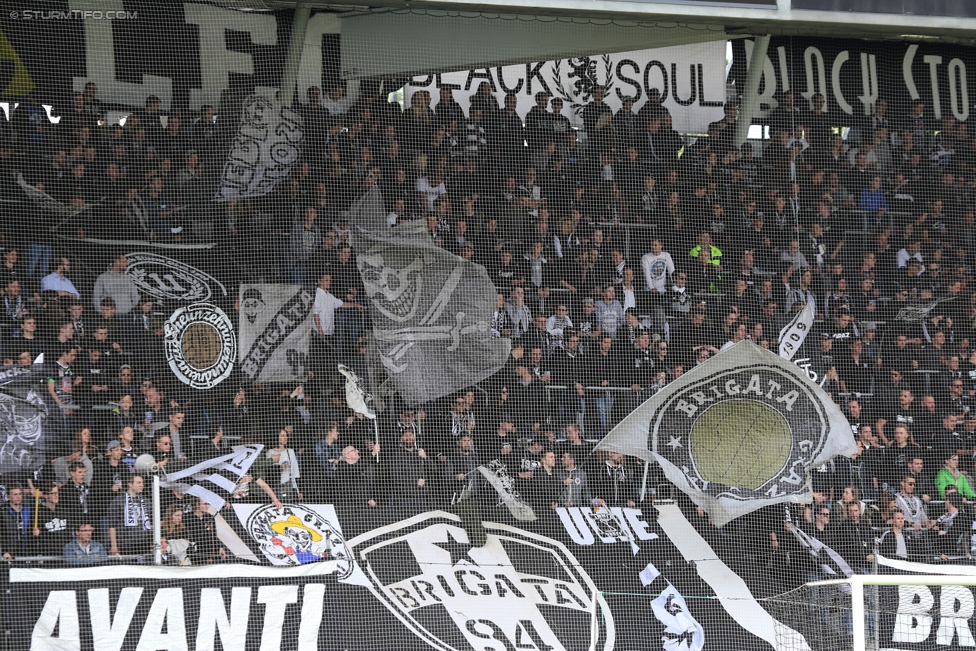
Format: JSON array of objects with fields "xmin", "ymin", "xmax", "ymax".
[
  {"xmin": 640, "ymin": 239, "xmax": 675, "ymax": 294},
  {"xmin": 313, "ymin": 272, "xmax": 363, "ymax": 337},
  {"xmin": 321, "ymin": 81, "xmax": 360, "ymax": 116},
  {"xmin": 416, "ymin": 173, "xmax": 447, "ymax": 213}
]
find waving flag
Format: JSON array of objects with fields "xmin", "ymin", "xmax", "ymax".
[
  {"xmin": 349, "ymin": 189, "xmax": 510, "ymax": 405},
  {"xmin": 596, "ymin": 341, "xmax": 856, "ymax": 526},
  {"xmin": 0, "ymin": 365, "xmax": 50, "ymax": 476},
  {"xmin": 779, "ymin": 301, "xmax": 815, "ymax": 360},
  {"xmin": 162, "ymin": 444, "xmax": 263, "ymax": 509}
]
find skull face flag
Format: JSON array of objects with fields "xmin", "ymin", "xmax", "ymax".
[
  {"xmin": 0, "ymin": 365, "xmax": 50, "ymax": 476},
  {"xmin": 349, "ymin": 189, "xmax": 510, "ymax": 405},
  {"xmin": 595, "ymin": 341, "xmax": 857, "ymax": 527}
]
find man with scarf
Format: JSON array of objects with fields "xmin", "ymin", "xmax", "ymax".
[{"xmin": 107, "ymin": 474, "xmax": 151, "ymax": 556}]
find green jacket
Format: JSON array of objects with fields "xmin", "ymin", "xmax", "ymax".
[{"xmin": 935, "ymin": 468, "xmax": 976, "ymax": 499}]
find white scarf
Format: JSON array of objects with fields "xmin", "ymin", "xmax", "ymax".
[{"xmin": 124, "ymin": 493, "xmax": 150, "ymax": 530}]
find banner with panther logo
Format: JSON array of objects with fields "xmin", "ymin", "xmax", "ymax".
[{"xmin": 595, "ymin": 340, "xmax": 857, "ymax": 526}]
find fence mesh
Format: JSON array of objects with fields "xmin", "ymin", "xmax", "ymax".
[{"xmin": 0, "ymin": 2, "xmax": 974, "ymax": 649}]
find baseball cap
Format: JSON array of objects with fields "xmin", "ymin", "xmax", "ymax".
[{"xmin": 106, "ymin": 440, "xmax": 121, "ymax": 451}]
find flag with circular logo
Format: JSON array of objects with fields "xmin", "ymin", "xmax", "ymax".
[
  {"xmin": 595, "ymin": 341, "xmax": 856, "ymax": 526},
  {"xmin": 164, "ymin": 303, "xmax": 236, "ymax": 389}
]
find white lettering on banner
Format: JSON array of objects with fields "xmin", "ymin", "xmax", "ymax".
[
  {"xmin": 858, "ymin": 52, "xmax": 879, "ymax": 113},
  {"xmin": 924, "ymin": 55, "xmax": 944, "ymax": 119},
  {"xmin": 405, "ymin": 42, "xmax": 727, "ymax": 134},
  {"xmin": 904, "ymin": 44, "xmax": 921, "ymax": 100},
  {"xmin": 66, "ymin": 3, "xmax": 338, "ymax": 112},
  {"xmin": 31, "ymin": 591, "xmax": 80, "ymax": 651},
  {"xmin": 89, "ymin": 587, "xmax": 144, "ymax": 650},
  {"xmin": 257, "ymin": 585, "xmax": 298, "ymax": 651},
  {"xmin": 557, "ymin": 507, "xmax": 658, "ymax": 546},
  {"xmin": 195, "ymin": 587, "xmax": 251, "ymax": 651},
  {"xmin": 831, "ymin": 51, "xmax": 851, "ymax": 114},
  {"xmin": 893, "ymin": 585, "xmax": 976, "ymax": 647},
  {"xmin": 31, "ymin": 584, "xmax": 329, "ymax": 650},
  {"xmin": 183, "ymin": 3, "xmax": 278, "ymax": 110},
  {"xmin": 137, "ymin": 588, "xmax": 187, "ymax": 651},
  {"xmin": 69, "ymin": 0, "xmax": 173, "ymax": 109},
  {"xmin": 802, "ymin": 47, "xmax": 828, "ymax": 109},
  {"xmin": 949, "ymin": 58, "xmax": 970, "ymax": 122},
  {"xmin": 748, "ymin": 40, "xmax": 976, "ymax": 119}
]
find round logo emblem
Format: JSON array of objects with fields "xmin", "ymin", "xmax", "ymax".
[
  {"xmin": 652, "ymin": 363, "xmax": 832, "ymax": 502},
  {"xmin": 245, "ymin": 503, "xmax": 354, "ymax": 575},
  {"xmin": 164, "ymin": 303, "xmax": 235, "ymax": 389}
]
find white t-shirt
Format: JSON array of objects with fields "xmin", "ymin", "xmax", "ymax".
[
  {"xmin": 416, "ymin": 176, "xmax": 447, "ymax": 212},
  {"xmin": 641, "ymin": 251, "xmax": 675, "ymax": 293},
  {"xmin": 313, "ymin": 287, "xmax": 344, "ymax": 335}
]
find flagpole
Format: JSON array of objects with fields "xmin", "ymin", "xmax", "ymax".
[
  {"xmin": 640, "ymin": 461, "xmax": 650, "ymax": 503},
  {"xmin": 153, "ymin": 475, "xmax": 162, "ymax": 565},
  {"xmin": 374, "ymin": 418, "xmax": 380, "ymax": 463}
]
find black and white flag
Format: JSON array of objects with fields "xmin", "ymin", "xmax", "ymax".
[
  {"xmin": 161, "ymin": 444, "xmax": 263, "ymax": 510},
  {"xmin": 16, "ymin": 173, "xmax": 101, "ymax": 223},
  {"xmin": 894, "ymin": 296, "xmax": 957, "ymax": 322},
  {"xmin": 0, "ymin": 365, "xmax": 50, "ymax": 476},
  {"xmin": 640, "ymin": 562, "xmax": 706, "ymax": 651},
  {"xmin": 478, "ymin": 460, "xmax": 536, "ymax": 522},
  {"xmin": 596, "ymin": 341, "xmax": 857, "ymax": 526},
  {"xmin": 349, "ymin": 189, "xmax": 511, "ymax": 405},
  {"xmin": 238, "ymin": 284, "xmax": 314, "ymax": 384},
  {"xmin": 788, "ymin": 522, "xmax": 854, "ymax": 580},
  {"xmin": 779, "ymin": 302, "xmax": 815, "ymax": 360},
  {"xmin": 338, "ymin": 364, "xmax": 375, "ymax": 419},
  {"xmin": 215, "ymin": 94, "xmax": 304, "ymax": 201}
]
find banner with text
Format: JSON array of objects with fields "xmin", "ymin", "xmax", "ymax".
[
  {"xmin": 12, "ymin": 504, "xmax": 816, "ymax": 651},
  {"xmin": 731, "ymin": 37, "xmax": 976, "ymax": 126},
  {"xmin": 406, "ymin": 41, "xmax": 728, "ymax": 134}
]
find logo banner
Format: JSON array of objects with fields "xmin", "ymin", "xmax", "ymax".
[
  {"xmin": 238, "ymin": 284, "xmax": 314, "ymax": 384},
  {"xmin": 227, "ymin": 503, "xmax": 369, "ymax": 582},
  {"xmin": 595, "ymin": 341, "xmax": 857, "ymax": 526},
  {"xmin": 164, "ymin": 303, "xmax": 236, "ymax": 389}
]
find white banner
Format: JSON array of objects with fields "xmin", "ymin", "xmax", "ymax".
[
  {"xmin": 215, "ymin": 95, "xmax": 304, "ymax": 202},
  {"xmin": 406, "ymin": 42, "xmax": 727, "ymax": 134}
]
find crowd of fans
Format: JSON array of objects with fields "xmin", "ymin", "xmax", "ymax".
[{"xmin": 0, "ymin": 71, "xmax": 975, "ymax": 573}]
